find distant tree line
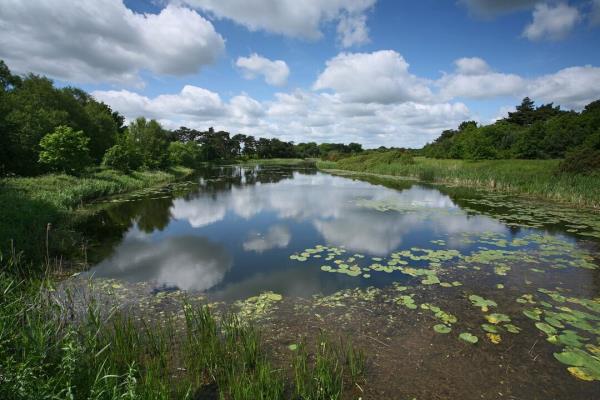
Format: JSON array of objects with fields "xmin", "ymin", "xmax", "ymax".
[
  {"xmin": 0, "ymin": 60, "xmax": 362, "ymax": 176},
  {"xmin": 422, "ymin": 97, "xmax": 600, "ymax": 174}
]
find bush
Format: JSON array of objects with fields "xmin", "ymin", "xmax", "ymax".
[
  {"xmin": 558, "ymin": 130, "xmax": 600, "ymax": 175},
  {"xmin": 102, "ymin": 143, "xmax": 143, "ymax": 172},
  {"xmin": 168, "ymin": 141, "xmax": 201, "ymax": 168},
  {"xmin": 38, "ymin": 125, "xmax": 92, "ymax": 174}
]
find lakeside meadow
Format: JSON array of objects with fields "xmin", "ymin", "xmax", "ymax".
[{"xmin": 4, "ymin": 0, "xmax": 600, "ymax": 395}]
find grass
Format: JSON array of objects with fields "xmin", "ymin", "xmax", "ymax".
[
  {"xmin": 317, "ymin": 153, "xmax": 600, "ymax": 208},
  {"xmin": 0, "ymin": 254, "xmax": 366, "ymax": 400},
  {"xmin": 0, "ymin": 166, "xmax": 192, "ymax": 262}
]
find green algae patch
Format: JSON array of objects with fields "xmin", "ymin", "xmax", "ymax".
[{"xmin": 235, "ymin": 291, "xmax": 283, "ymax": 320}]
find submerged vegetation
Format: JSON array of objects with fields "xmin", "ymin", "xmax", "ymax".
[{"xmin": 289, "ymin": 228, "xmax": 600, "ymax": 382}]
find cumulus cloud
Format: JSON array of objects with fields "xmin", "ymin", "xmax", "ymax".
[
  {"xmin": 93, "ymin": 85, "xmax": 225, "ymax": 121},
  {"xmin": 437, "ymin": 57, "xmax": 525, "ymax": 99},
  {"xmin": 527, "ymin": 65, "xmax": 600, "ymax": 109},
  {"xmin": 94, "ymin": 50, "xmax": 600, "ymax": 148},
  {"xmin": 0, "ymin": 1, "xmax": 225, "ymax": 86},
  {"xmin": 236, "ymin": 54, "xmax": 290, "ymax": 86},
  {"xmin": 523, "ymin": 3, "xmax": 581, "ymax": 41},
  {"xmin": 459, "ymin": 0, "xmax": 538, "ymax": 16},
  {"xmin": 181, "ymin": 0, "xmax": 375, "ymax": 40},
  {"xmin": 313, "ymin": 50, "xmax": 433, "ymax": 104},
  {"xmin": 337, "ymin": 13, "xmax": 370, "ymax": 47}
]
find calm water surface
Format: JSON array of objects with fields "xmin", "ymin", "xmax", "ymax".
[{"xmin": 83, "ymin": 165, "xmax": 600, "ymax": 301}]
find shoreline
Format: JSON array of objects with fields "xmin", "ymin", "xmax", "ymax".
[{"xmin": 317, "ymin": 157, "xmax": 600, "ymax": 209}]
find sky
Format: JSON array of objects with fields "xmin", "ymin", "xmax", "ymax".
[{"xmin": 1, "ymin": 0, "xmax": 600, "ymax": 148}]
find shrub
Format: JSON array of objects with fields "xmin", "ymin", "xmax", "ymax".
[
  {"xmin": 558, "ymin": 130, "xmax": 600, "ymax": 175},
  {"xmin": 38, "ymin": 125, "xmax": 92, "ymax": 174},
  {"xmin": 168, "ymin": 141, "xmax": 201, "ymax": 168},
  {"xmin": 102, "ymin": 143, "xmax": 143, "ymax": 172}
]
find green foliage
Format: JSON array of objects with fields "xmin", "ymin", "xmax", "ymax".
[
  {"xmin": 38, "ymin": 125, "xmax": 92, "ymax": 174},
  {"xmin": 167, "ymin": 141, "xmax": 201, "ymax": 168},
  {"xmin": 103, "ymin": 142, "xmax": 143, "ymax": 172},
  {"xmin": 128, "ymin": 118, "xmax": 170, "ymax": 170},
  {"xmin": 0, "ymin": 61, "xmax": 122, "ymax": 176},
  {"xmin": 422, "ymin": 97, "xmax": 600, "ymax": 165},
  {"xmin": 559, "ymin": 130, "xmax": 600, "ymax": 175}
]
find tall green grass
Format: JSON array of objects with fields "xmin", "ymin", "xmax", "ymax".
[
  {"xmin": 0, "ymin": 253, "xmax": 366, "ymax": 400},
  {"xmin": 318, "ymin": 154, "xmax": 600, "ymax": 208},
  {"xmin": 0, "ymin": 167, "xmax": 192, "ymax": 262}
]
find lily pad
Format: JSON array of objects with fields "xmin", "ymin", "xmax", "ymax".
[
  {"xmin": 433, "ymin": 324, "xmax": 452, "ymax": 334},
  {"xmin": 459, "ymin": 332, "xmax": 479, "ymax": 344},
  {"xmin": 485, "ymin": 313, "xmax": 511, "ymax": 324}
]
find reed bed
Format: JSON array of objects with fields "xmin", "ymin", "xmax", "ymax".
[{"xmin": 318, "ymin": 155, "xmax": 600, "ymax": 208}]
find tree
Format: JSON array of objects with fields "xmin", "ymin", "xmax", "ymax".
[
  {"xmin": 507, "ymin": 97, "xmax": 536, "ymax": 126},
  {"xmin": 127, "ymin": 117, "xmax": 170, "ymax": 169},
  {"xmin": 168, "ymin": 141, "xmax": 201, "ymax": 167},
  {"xmin": 38, "ymin": 126, "xmax": 92, "ymax": 174},
  {"xmin": 102, "ymin": 139, "xmax": 142, "ymax": 172}
]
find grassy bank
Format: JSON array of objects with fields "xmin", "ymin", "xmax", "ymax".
[
  {"xmin": 317, "ymin": 153, "xmax": 600, "ymax": 208},
  {"xmin": 0, "ymin": 257, "xmax": 365, "ymax": 399},
  {"xmin": 0, "ymin": 167, "xmax": 192, "ymax": 262}
]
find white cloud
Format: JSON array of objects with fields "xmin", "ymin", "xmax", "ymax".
[
  {"xmin": 523, "ymin": 3, "xmax": 580, "ymax": 41},
  {"xmin": 527, "ymin": 65, "xmax": 600, "ymax": 109},
  {"xmin": 313, "ymin": 50, "xmax": 433, "ymax": 104},
  {"xmin": 181, "ymin": 0, "xmax": 375, "ymax": 39},
  {"xmin": 459, "ymin": 0, "xmax": 538, "ymax": 16},
  {"xmin": 0, "ymin": 1, "xmax": 225, "ymax": 85},
  {"xmin": 94, "ymin": 84, "xmax": 470, "ymax": 148},
  {"xmin": 337, "ymin": 13, "xmax": 370, "ymax": 47},
  {"xmin": 94, "ymin": 51, "xmax": 600, "ymax": 148},
  {"xmin": 438, "ymin": 57, "xmax": 525, "ymax": 99},
  {"xmin": 236, "ymin": 54, "xmax": 290, "ymax": 86},
  {"xmin": 93, "ymin": 85, "xmax": 225, "ymax": 121}
]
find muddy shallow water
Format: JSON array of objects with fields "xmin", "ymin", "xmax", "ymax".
[{"xmin": 71, "ymin": 165, "xmax": 600, "ymax": 399}]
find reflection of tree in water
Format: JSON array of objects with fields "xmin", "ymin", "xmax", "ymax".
[
  {"xmin": 179, "ymin": 166, "xmax": 310, "ymax": 202},
  {"xmin": 135, "ymin": 197, "xmax": 173, "ymax": 233},
  {"xmin": 82, "ymin": 166, "xmax": 317, "ymax": 263}
]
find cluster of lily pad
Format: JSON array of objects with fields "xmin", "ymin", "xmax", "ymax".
[
  {"xmin": 520, "ymin": 288, "xmax": 600, "ymax": 381},
  {"xmin": 290, "ymin": 245, "xmax": 463, "ymax": 285}
]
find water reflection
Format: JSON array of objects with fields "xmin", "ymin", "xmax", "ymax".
[
  {"xmin": 85, "ymin": 166, "xmax": 525, "ymax": 299},
  {"xmin": 87, "ymin": 234, "xmax": 232, "ymax": 292},
  {"xmin": 243, "ymin": 225, "xmax": 291, "ymax": 253}
]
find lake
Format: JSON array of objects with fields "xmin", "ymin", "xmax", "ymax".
[{"xmin": 76, "ymin": 164, "xmax": 600, "ymax": 398}]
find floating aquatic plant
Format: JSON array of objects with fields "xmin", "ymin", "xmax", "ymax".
[{"xmin": 459, "ymin": 332, "xmax": 478, "ymax": 344}]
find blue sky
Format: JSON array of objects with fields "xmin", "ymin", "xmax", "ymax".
[{"xmin": 1, "ymin": 0, "xmax": 599, "ymax": 147}]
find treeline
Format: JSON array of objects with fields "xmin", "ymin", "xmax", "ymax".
[
  {"xmin": 422, "ymin": 97, "xmax": 600, "ymax": 174},
  {"xmin": 0, "ymin": 60, "xmax": 362, "ymax": 177}
]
